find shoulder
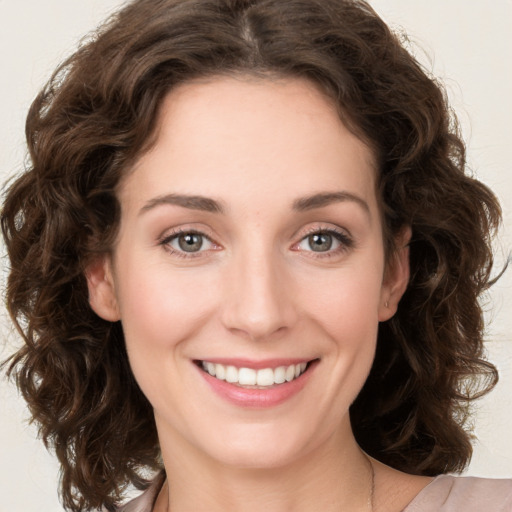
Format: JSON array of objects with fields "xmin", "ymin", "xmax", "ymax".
[{"xmin": 404, "ymin": 475, "xmax": 512, "ymax": 511}]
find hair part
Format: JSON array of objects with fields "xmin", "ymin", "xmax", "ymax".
[{"xmin": 1, "ymin": 0, "xmax": 501, "ymax": 510}]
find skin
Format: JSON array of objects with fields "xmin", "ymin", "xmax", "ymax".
[{"xmin": 87, "ymin": 76, "xmax": 430, "ymax": 511}]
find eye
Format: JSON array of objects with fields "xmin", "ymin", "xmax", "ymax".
[
  {"xmin": 303, "ymin": 232, "xmax": 336, "ymax": 252},
  {"xmin": 175, "ymin": 232, "xmax": 205, "ymax": 252},
  {"xmin": 161, "ymin": 230, "xmax": 216, "ymax": 255},
  {"xmin": 294, "ymin": 228, "xmax": 353, "ymax": 255}
]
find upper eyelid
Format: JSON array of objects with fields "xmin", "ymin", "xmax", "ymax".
[
  {"xmin": 161, "ymin": 230, "xmax": 211, "ymax": 244},
  {"xmin": 159, "ymin": 225, "xmax": 216, "ymax": 243},
  {"xmin": 296, "ymin": 223, "xmax": 353, "ymax": 241},
  {"xmin": 299, "ymin": 229, "xmax": 352, "ymax": 244}
]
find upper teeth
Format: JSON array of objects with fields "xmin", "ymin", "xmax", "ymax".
[{"xmin": 201, "ymin": 361, "xmax": 308, "ymax": 387}]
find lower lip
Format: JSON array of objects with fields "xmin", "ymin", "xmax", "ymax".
[{"xmin": 197, "ymin": 362, "xmax": 317, "ymax": 408}]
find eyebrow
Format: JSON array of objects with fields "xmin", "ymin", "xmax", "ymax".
[
  {"xmin": 292, "ymin": 191, "xmax": 370, "ymax": 215},
  {"xmin": 139, "ymin": 191, "xmax": 369, "ymax": 216},
  {"xmin": 140, "ymin": 194, "xmax": 225, "ymax": 214}
]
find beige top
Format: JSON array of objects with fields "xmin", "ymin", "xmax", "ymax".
[
  {"xmin": 113, "ymin": 474, "xmax": 512, "ymax": 511},
  {"xmin": 403, "ymin": 475, "xmax": 512, "ymax": 511}
]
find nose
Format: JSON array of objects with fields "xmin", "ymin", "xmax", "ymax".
[{"xmin": 221, "ymin": 245, "xmax": 297, "ymax": 341}]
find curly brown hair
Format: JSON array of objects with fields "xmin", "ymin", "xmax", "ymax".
[{"xmin": 1, "ymin": 0, "xmax": 502, "ymax": 510}]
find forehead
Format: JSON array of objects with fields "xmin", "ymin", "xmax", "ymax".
[{"xmin": 120, "ymin": 76, "xmax": 378, "ymax": 215}]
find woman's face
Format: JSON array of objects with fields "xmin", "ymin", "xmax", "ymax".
[{"xmin": 88, "ymin": 76, "xmax": 409, "ymax": 469}]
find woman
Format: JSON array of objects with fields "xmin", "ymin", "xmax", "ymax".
[{"xmin": 1, "ymin": 0, "xmax": 510, "ymax": 510}]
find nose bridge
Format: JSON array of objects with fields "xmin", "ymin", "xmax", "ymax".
[{"xmin": 221, "ymin": 238, "xmax": 295, "ymax": 340}]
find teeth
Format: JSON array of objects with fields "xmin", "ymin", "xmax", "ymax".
[
  {"xmin": 274, "ymin": 366, "xmax": 286, "ymax": 384},
  {"xmin": 201, "ymin": 361, "xmax": 309, "ymax": 387},
  {"xmin": 256, "ymin": 368, "xmax": 274, "ymax": 386},
  {"xmin": 239, "ymin": 368, "xmax": 257, "ymax": 386},
  {"xmin": 225, "ymin": 365, "xmax": 238, "ymax": 383},
  {"xmin": 206, "ymin": 362, "xmax": 216, "ymax": 376},
  {"xmin": 215, "ymin": 363, "xmax": 226, "ymax": 380}
]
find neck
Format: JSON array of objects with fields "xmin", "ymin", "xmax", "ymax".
[{"xmin": 156, "ymin": 422, "xmax": 374, "ymax": 512}]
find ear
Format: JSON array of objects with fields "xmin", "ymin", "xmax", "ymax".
[
  {"xmin": 85, "ymin": 255, "xmax": 121, "ymax": 322},
  {"xmin": 378, "ymin": 226, "xmax": 411, "ymax": 322}
]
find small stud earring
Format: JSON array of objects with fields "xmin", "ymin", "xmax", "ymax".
[{"xmin": 385, "ymin": 300, "xmax": 389, "ymax": 308}]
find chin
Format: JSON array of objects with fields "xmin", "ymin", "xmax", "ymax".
[{"xmin": 194, "ymin": 421, "xmax": 325, "ymax": 470}]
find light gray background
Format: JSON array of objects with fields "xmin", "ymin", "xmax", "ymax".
[{"xmin": 1, "ymin": 1, "xmax": 510, "ymax": 510}]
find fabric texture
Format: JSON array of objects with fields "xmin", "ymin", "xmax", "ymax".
[
  {"xmin": 107, "ymin": 473, "xmax": 165, "ymax": 512},
  {"xmin": 111, "ymin": 474, "xmax": 512, "ymax": 511},
  {"xmin": 403, "ymin": 475, "xmax": 512, "ymax": 511}
]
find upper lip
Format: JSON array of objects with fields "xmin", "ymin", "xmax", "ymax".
[{"xmin": 194, "ymin": 358, "xmax": 317, "ymax": 370}]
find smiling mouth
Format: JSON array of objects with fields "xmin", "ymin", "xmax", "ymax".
[{"xmin": 196, "ymin": 360, "xmax": 315, "ymax": 388}]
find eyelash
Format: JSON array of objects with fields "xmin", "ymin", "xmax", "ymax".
[
  {"xmin": 158, "ymin": 226, "xmax": 354, "ymax": 259},
  {"xmin": 293, "ymin": 227, "xmax": 354, "ymax": 259},
  {"xmin": 159, "ymin": 228, "xmax": 219, "ymax": 259}
]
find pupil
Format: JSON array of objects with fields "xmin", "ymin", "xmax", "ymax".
[
  {"xmin": 178, "ymin": 233, "xmax": 203, "ymax": 252},
  {"xmin": 309, "ymin": 233, "xmax": 332, "ymax": 252}
]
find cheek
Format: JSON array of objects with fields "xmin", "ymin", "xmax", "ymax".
[
  {"xmin": 315, "ymin": 287, "xmax": 380, "ymax": 381},
  {"xmin": 298, "ymin": 261, "xmax": 384, "ymax": 336},
  {"xmin": 113, "ymin": 261, "xmax": 223, "ymax": 411},
  {"xmin": 114, "ymin": 260, "xmax": 220, "ymax": 352}
]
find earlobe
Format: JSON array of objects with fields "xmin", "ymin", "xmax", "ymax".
[
  {"xmin": 85, "ymin": 255, "xmax": 121, "ymax": 322},
  {"xmin": 378, "ymin": 226, "xmax": 412, "ymax": 322}
]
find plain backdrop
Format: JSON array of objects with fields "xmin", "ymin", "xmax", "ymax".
[{"xmin": 1, "ymin": 1, "xmax": 511, "ymax": 510}]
